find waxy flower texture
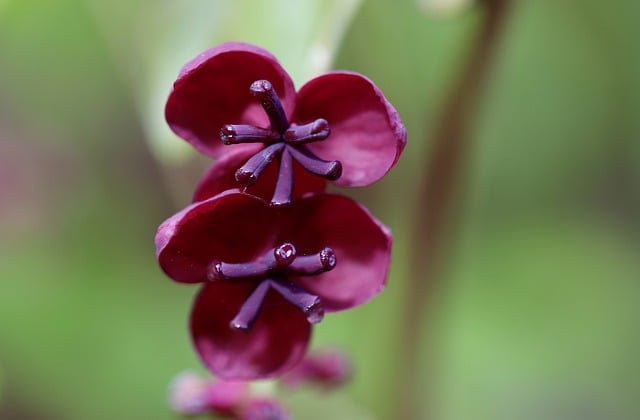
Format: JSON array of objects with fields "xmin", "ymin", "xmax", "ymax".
[{"xmin": 156, "ymin": 42, "xmax": 406, "ymax": 379}]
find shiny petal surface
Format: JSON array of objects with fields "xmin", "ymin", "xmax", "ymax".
[
  {"xmin": 193, "ymin": 146, "xmax": 326, "ymax": 203},
  {"xmin": 294, "ymin": 72, "xmax": 406, "ymax": 186},
  {"xmin": 155, "ymin": 192, "xmax": 273, "ymax": 283},
  {"xmin": 191, "ymin": 282, "xmax": 311, "ymax": 379},
  {"xmin": 166, "ymin": 42, "xmax": 296, "ymax": 158},
  {"xmin": 279, "ymin": 194, "xmax": 392, "ymax": 311}
]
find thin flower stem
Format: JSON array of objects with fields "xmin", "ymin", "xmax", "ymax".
[{"xmin": 398, "ymin": 1, "xmax": 512, "ymax": 418}]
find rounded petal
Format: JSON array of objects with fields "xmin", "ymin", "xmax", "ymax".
[
  {"xmin": 294, "ymin": 72, "xmax": 407, "ymax": 186},
  {"xmin": 193, "ymin": 146, "xmax": 327, "ymax": 203},
  {"xmin": 166, "ymin": 42, "xmax": 296, "ymax": 158},
  {"xmin": 155, "ymin": 192, "xmax": 274, "ymax": 283},
  {"xmin": 279, "ymin": 194, "xmax": 392, "ymax": 311},
  {"xmin": 191, "ymin": 282, "xmax": 311, "ymax": 379}
]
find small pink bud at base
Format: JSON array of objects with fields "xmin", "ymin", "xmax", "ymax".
[{"xmin": 280, "ymin": 350, "xmax": 352, "ymax": 390}]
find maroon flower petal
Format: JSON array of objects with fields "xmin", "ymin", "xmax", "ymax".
[
  {"xmin": 294, "ymin": 71, "xmax": 406, "ymax": 187},
  {"xmin": 191, "ymin": 282, "xmax": 311, "ymax": 379},
  {"xmin": 193, "ymin": 146, "xmax": 327, "ymax": 203},
  {"xmin": 155, "ymin": 192, "xmax": 274, "ymax": 283},
  {"xmin": 166, "ymin": 42, "xmax": 296, "ymax": 158},
  {"xmin": 279, "ymin": 194, "xmax": 392, "ymax": 311}
]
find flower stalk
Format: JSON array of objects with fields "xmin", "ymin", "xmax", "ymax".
[{"xmin": 399, "ymin": 1, "xmax": 512, "ymax": 418}]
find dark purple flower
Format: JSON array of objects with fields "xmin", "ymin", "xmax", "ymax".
[
  {"xmin": 155, "ymin": 191, "xmax": 392, "ymax": 379},
  {"xmin": 165, "ymin": 42, "xmax": 406, "ymax": 205}
]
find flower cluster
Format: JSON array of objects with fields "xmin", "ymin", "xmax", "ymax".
[{"xmin": 156, "ymin": 42, "xmax": 406, "ymax": 380}]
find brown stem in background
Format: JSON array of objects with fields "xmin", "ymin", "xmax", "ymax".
[{"xmin": 398, "ymin": 1, "xmax": 511, "ymax": 418}]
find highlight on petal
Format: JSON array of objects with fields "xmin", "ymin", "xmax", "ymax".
[
  {"xmin": 155, "ymin": 192, "xmax": 273, "ymax": 283},
  {"xmin": 190, "ymin": 282, "xmax": 311, "ymax": 380},
  {"xmin": 193, "ymin": 145, "xmax": 326, "ymax": 203},
  {"xmin": 294, "ymin": 71, "xmax": 406, "ymax": 187},
  {"xmin": 279, "ymin": 193, "xmax": 393, "ymax": 311},
  {"xmin": 165, "ymin": 42, "xmax": 296, "ymax": 158}
]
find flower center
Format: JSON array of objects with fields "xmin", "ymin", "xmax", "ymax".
[
  {"xmin": 219, "ymin": 80, "xmax": 342, "ymax": 206},
  {"xmin": 206, "ymin": 243, "xmax": 336, "ymax": 332}
]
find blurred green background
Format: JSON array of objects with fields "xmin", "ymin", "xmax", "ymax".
[{"xmin": 1, "ymin": 0, "xmax": 639, "ymax": 419}]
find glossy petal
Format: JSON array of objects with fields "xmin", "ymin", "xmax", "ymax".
[
  {"xmin": 191, "ymin": 282, "xmax": 311, "ymax": 379},
  {"xmin": 278, "ymin": 194, "xmax": 392, "ymax": 311},
  {"xmin": 165, "ymin": 42, "xmax": 296, "ymax": 158},
  {"xmin": 155, "ymin": 192, "xmax": 273, "ymax": 283},
  {"xmin": 193, "ymin": 145, "xmax": 326, "ymax": 203},
  {"xmin": 294, "ymin": 72, "xmax": 407, "ymax": 186}
]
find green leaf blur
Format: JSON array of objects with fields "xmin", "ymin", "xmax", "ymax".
[{"xmin": 0, "ymin": 0, "xmax": 638, "ymax": 419}]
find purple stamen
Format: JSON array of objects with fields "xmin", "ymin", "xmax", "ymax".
[
  {"xmin": 270, "ymin": 149, "xmax": 294, "ymax": 207},
  {"xmin": 207, "ymin": 261, "xmax": 269, "ymax": 281},
  {"xmin": 249, "ymin": 80, "xmax": 289, "ymax": 134},
  {"xmin": 269, "ymin": 279, "xmax": 324, "ymax": 324},
  {"xmin": 287, "ymin": 146, "xmax": 342, "ymax": 180},
  {"xmin": 230, "ymin": 280, "xmax": 272, "ymax": 331},
  {"xmin": 287, "ymin": 247, "xmax": 336, "ymax": 275},
  {"xmin": 220, "ymin": 124, "xmax": 279, "ymax": 145},
  {"xmin": 235, "ymin": 142, "xmax": 285, "ymax": 186},
  {"xmin": 283, "ymin": 119, "xmax": 330, "ymax": 144}
]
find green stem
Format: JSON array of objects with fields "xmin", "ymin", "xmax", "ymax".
[{"xmin": 399, "ymin": 1, "xmax": 512, "ymax": 418}]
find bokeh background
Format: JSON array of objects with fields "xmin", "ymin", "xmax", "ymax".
[{"xmin": 1, "ymin": 0, "xmax": 639, "ymax": 419}]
